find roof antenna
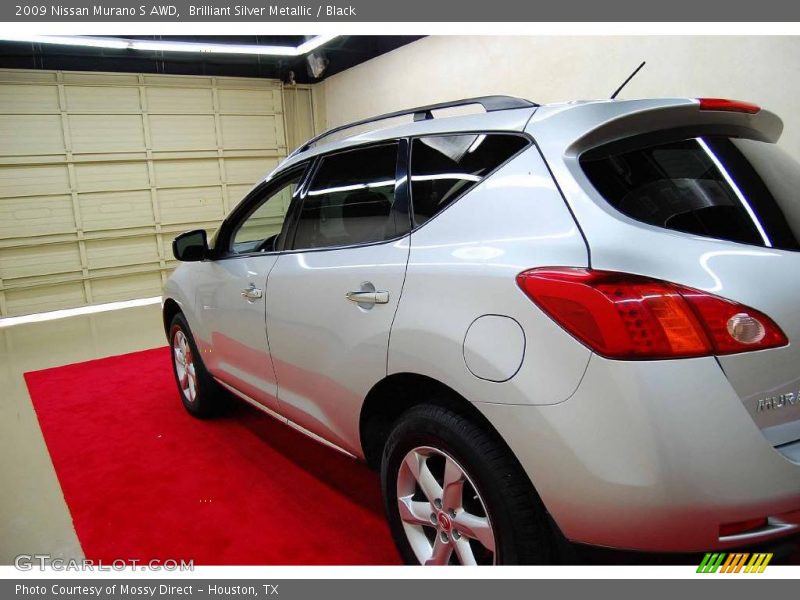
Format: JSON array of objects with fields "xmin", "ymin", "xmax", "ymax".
[{"xmin": 610, "ymin": 61, "xmax": 646, "ymax": 100}]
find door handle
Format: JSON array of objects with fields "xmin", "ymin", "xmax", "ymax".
[
  {"xmin": 241, "ymin": 283, "xmax": 263, "ymax": 301},
  {"xmin": 345, "ymin": 290, "xmax": 389, "ymax": 305}
]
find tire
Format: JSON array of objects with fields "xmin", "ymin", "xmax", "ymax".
[
  {"xmin": 381, "ymin": 403, "xmax": 555, "ymax": 565},
  {"xmin": 168, "ymin": 312, "xmax": 226, "ymax": 418}
]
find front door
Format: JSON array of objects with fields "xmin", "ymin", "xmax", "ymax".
[
  {"xmin": 265, "ymin": 141, "xmax": 411, "ymax": 453},
  {"xmin": 196, "ymin": 166, "xmax": 306, "ymax": 411}
]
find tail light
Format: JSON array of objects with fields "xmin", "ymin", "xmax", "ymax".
[
  {"xmin": 698, "ymin": 98, "xmax": 761, "ymax": 114},
  {"xmin": 516, "ymin": 268, "xmax": 788, "ymax": 360},
  {"xmin": 719, "ymin": 517, "xmax": 768, "ymax": 538}
]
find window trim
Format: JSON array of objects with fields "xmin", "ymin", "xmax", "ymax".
[
  {"xmin": 282, "ymin": 139, "xmax": 412, "ymax": 253},
  {"xmin": 211, "ymin": 162, "xmax": 311, "ymax": 261},
  {"xmin": 406, "ymin": 131, "xmax": 533, "ymax": 230},
  {"xmin": 208, "ymin": 130, "xmax": 533, "ymax": 260}
]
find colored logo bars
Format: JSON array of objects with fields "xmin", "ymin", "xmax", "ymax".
[{"xmin": 697, "ymin": 553, "xmax": 773, "ymax": 573}]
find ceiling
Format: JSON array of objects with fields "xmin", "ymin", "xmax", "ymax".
[{"xmin": 0, "ymin": 35, "xmax": 424, "ymax": 83}]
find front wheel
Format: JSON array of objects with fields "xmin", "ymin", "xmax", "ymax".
[
  {"xmin": 381, "ymin": 403, "xmax": 555, "ymax": 565},
  {"xmin": 168, "ymin": 312, "xmax": 225, "ymax": 418}
]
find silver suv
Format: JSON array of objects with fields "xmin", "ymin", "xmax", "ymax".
[{"xmin": 163, "ymin": 96, "xmax": 800, "ymax": 565}]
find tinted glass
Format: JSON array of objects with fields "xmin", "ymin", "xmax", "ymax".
[
  {"xmin": 410, "ymin": 134, "xmax": 529, "ymax": 225},
  {"xmin": 230, "ymin": 174, "xmax": 302, "ymax": 254},
  {"xmin": 581, "ymin": 136, "xmax": 800, "ymax": 251},
  {"xmin": 292, "ymin": 143, "xmax": 403, "ymax": 250}
]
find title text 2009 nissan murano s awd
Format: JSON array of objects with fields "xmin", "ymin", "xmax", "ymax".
[{"xmin": 163, "ymin": 95, "xmax": 800, "ymax": 565}]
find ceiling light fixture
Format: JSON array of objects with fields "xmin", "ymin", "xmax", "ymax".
[{"xmin": 0, "ymin": 34, "xmax": 339, "ymax": 56}]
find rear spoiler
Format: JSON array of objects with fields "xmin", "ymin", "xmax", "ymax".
[{"xmin": 560, "ymin": 99, "xmax": 783, "ymax": 158}]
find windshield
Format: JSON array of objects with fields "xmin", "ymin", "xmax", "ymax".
[{"xmin": 580, "ymin": 135, "xmax": 800, "ymax": 251}]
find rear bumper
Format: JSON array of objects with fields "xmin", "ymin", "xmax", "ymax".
[{"xmin": 476, "ymin": 354, "xmax": 800, "ymax": 552}]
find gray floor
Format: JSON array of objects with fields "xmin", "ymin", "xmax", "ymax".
[{"xmin": 0, "ymin": 303, "xmax": 166, "ymax": 565}]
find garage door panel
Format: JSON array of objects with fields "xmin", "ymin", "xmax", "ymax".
[
  {"xmin": 0, "ymin": 243, "xmax": 82, "ymax": 280},
  {"xmin": 146, "ymin": 87, "xmax": 214, "ymax": 113},
  {"xmin": 0, "ymin": 84, "xmax": 59, "ymax": 113},
  {"xmin": 218, "ymin": 88, "xmax": 278, "ymax": 114},
  {"xmin": 5, "ymin": 282, "xmax": 86, "ymax": 316},
  {"xmin": 68, "ymin": 114, "xmax": 145, "ymax": 153},
  {"xmin": 224, "ymin": 157, "xmax": 277, "ymax": 184},
  {"xmin": 0, "ymin": 164, "xmax": 70, "ymax": 197},
  {"xmin": 89, "ymin": 272, "xmax": 163, "ymax": 304},
  {"xmin": 74, "ymin": 161, "xmax": 150, "ymax": 193},
  {"xmin": 284, "ymin": 88, "xmax": 315, "ymax": 150},
  {"xmin": 149, "ymin": 115, "xmax": 217, "ymax": 151},
  {"xmin": 62, "ymin": 72, "xmax": 139, "ymax": 86},
  {"xmin": 220, "ymin": 115, "xmax": 279, "ymax": 150},
  {"xmin": 79, "ymin": 190, "xmax": 154, "ymax": 230},
  {"xmin": 153, "ymin": 159, "xmax": 221, "ymax": 188},
  {"xmin": 226, "ymin": 183, "xmax": 257, "ymax": 207},
  {"xmin": 237, "ymin": 216, "xmax": 284, "ymax": 242},
  {"xmin": 0, "ymin": 69, "xmax": 315, "ymax": 316},
  {"xmin": 65, "ymin": 86, "xmax": 141, "ymax": 113},
  {"xmin": 0, "ymin": 115, "xmax": 65, "ymax": 155},
  {"xmin": 142, "ymin": 75, "xmax": 212, "ymax": 88},
  {"xmin": 0, "ymin": 194, "xmax": 75, "ymax": 238},
  {"xmin": 158, "ymin": 186, "xmax": 224, "ymax": 225},
  {"xmin": 85, "ymin": 236, "xmax": 160, "ymax": 270}
]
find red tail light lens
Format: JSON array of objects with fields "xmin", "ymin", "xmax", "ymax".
[
  {"xmin": 516, "ymin": 268, "xmax": 787, "ymax": 360},
  {"xmin": 719, "ymin": 517, "xmax": 768, "ymax": 538},
  {"xmin": 698, "ymin": 98, "xmax": 761, "ymax": 114}
]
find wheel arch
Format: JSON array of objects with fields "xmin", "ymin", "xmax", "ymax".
[
  {"xmin": 359, "ymin": 373, "xmax": 517, "ymax": 472},
  {"xmin": 162, "ymin": 297, "xmax": 182, "ymax": 338},
  {"xmin": 360, "ymin": 372, "xmax": 570, "ymax": 556}
]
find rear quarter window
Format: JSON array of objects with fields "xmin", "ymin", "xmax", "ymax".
[
  {"xmin": 410, "ymin": 133, "xmax": 529, "ymax": 226},
  {"xmin": 580, "ymin": 135, "xmax": 800, "ymax": 251}
]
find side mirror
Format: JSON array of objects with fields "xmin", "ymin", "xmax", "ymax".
[{"xmin": 172, "ymin": 230, "xmax": 208, "ymax": 262}]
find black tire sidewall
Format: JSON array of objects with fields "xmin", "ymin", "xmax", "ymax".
[
  {"xmin": 168, "ymin": 313, "xmax": 216, "ymax": 418},
  {"xmin": 381, "ymin": 405, "xmax": 548, "ymax": 565}
]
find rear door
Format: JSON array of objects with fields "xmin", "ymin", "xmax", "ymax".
[
  {"xmin": 579, "ymin": 133, "xmax": 800, "ymax": 447},
  {"xmin": 265, "ymin": 141, "xmax": 411, "ymax": 454}
]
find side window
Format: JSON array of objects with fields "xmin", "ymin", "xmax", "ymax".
[
  {"xmin": 291, "ymin": 143, "xmax": 404, "ymax": 250},
  {"xmin": 229, "ymin": 170, "xmax": 304, "ymax": 255},
  {"xmin": 410, "ymin": 133, "xmax": 529, "ymax": 225}
]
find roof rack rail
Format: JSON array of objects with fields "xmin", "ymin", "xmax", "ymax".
[{"xmin": 288, "ymin": 95, "xmax": 537, "ymax": 157}]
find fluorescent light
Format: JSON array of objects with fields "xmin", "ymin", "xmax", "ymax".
[
  {"xmin": 1, "ymin": 34, "xmax": 129, "ymax": 50},
  {"xmin": 0, "ymin": 296, "xmax": 162, "ymax": 328},
  {"xmin": 296, "ymin": 35, "xmax": 339, "ymax": 55},
  {"xmin": 128, "ymin": 39, "xmax": 297, "ymax": 56},
  {"xmin": 0, "ymin": 35, "xmax": 338, "ymax": 57}
]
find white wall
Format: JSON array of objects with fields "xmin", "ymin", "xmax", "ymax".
[{"xmin": 323, "ymin": 36, "xmax": 800, "ymax": 158}]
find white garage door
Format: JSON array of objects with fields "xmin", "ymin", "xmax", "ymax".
[{"xmin": 0, "ymin": 69, "xmax": 319, "ymax": 317}]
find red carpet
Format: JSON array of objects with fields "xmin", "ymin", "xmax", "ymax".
[{"xmin": 25, "ymin": 347, "xmax": 402, "ymax": 565}]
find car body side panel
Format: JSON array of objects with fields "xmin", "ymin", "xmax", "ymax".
[
  {"xmin": 194, "ymin": 255, "xmax": 280, "ymax": 411},
  {"xmin": 531, "ymin": 100, "xmax": 800, "ymax": 446},
  {"xmin": 162, "ymin": 261, "xmax": 207, "ymax": 344},
  {"xmin": 266, "ymin": 240, "xmax": 410, "ymax": 456},
  {"xmin": 388, "ymin": 146, "xmax": 592, "ymax": 406},
  {"xmin": 478, "ymin": 355, "xmax": 800, "ymax": 551}
]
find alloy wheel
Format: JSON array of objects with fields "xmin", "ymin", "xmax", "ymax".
[
  {"xmin": 172, "ymin": 329, "xmax": 197, "ymax": 403},
  {"xmin": 396, "ymin": 446, "xmax": 496, "ymax": 565}
]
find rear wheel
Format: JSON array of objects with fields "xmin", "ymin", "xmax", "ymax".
[
  {"xmin": 168, "ymin": 313, "xmax": 225, "ymax": 418},
  {"xmin": 381, "ymin": 403, "xmax": 555, "ymax": 565}
]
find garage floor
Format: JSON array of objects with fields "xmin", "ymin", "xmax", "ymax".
[{"xmin": 0, "ymin": 303, "xmax": 165, "ymax": 564}]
